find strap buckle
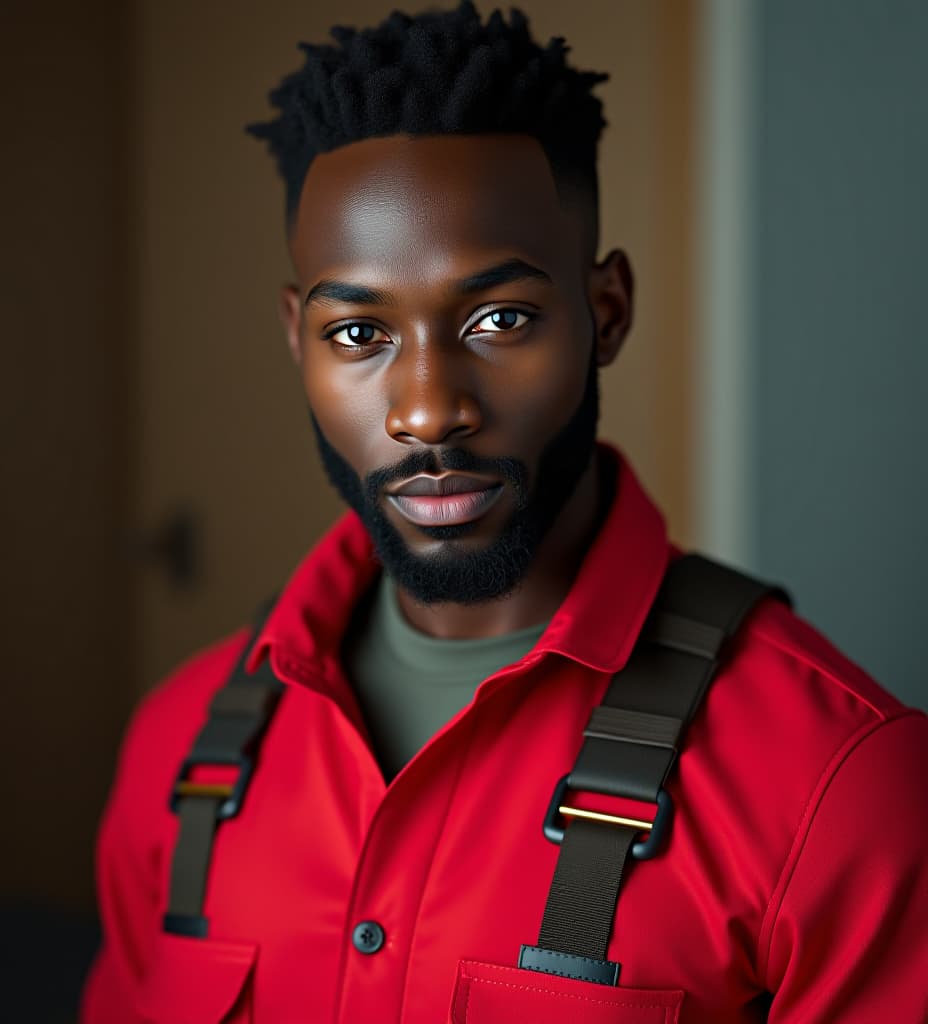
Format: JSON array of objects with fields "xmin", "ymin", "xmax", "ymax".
[
  {"xmin": 169, "ymin": 756, "xmax": 255, "ymax": 821},
  {"xmin": 542, "ymin": 774, "xmax": 673, "ymax": 860}
]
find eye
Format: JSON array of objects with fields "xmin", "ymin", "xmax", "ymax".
[
  {"xmin": 325, "ymin": 322, "xmax": 390, "ymax": 348},
  {"xmin": 469, "ymin": 308, "xmax": 533, "ymax": 334}
]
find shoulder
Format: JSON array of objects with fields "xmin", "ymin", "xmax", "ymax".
[
  {"xmin": 684, "ymin": 583, "xmax": 926, "ymax": 820},
  {"xmin": 734, "ymin": 592, "xmax": 927, "ymax": 795},
  {"xmin": 731, "ymin": 604, "xmax": 928, "ymax": 1005},
  {"xmin": 668, "ymin": 550, "xmax": 920, "ymax": 779},
  {"xmin": 127, "ymin": 630, "xmax": 251, "ymax": 754},
  {"xmin": 707, "ymin": 592, "xmax": 924, "ymax": 765},
  {"xmin": 736, "ymin": 596, "xmax": 907, "ymax": 721},
  {"xmin": 692, "ymin": 591, "xmax": 927, "ymax": 876},
  {"xmin": 105, "ymin": 629, "xmax": 252, "ymax": 835},
  {"xmin": 674, "ymin": 588, "xmax": 927, "ymax": 949}
]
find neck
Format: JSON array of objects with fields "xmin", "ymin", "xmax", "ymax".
[{"xmin": 394, "ymin": 452, "xmax": 608, "ymax": 639}]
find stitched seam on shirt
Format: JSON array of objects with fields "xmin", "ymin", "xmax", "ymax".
[
  {"xmin": 755, "ymin": 711, "xmax": 921, "ymax": 983},
  {"xmin": 749, "ymin": 626, "xmax": 887, "ymax": 719},
  {"xmin": 517, "ymin": 948, "xmax": 618, "ymax": 986},
  {"xmin": 399, "ymin": 710, "xmax": 482, "ymax": 1020},
  {"xmin": 520, "ymin": 961, "xmax": 612, "ymax": 985},
  {"xmin": 464, "ymin": 974, "xmax": 675, "ymax": 1009},
  {"xmin": 522, "ymin": 949, "xmax": 611, "ymax": 968}
]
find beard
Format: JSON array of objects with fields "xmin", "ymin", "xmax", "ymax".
[{"xmin": 311, "ymin": 351, "xmax": 600, "ymax": 605}]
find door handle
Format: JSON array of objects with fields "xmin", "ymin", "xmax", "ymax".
[{"xmin": 131, "ymin": 508, "xmax": 200, "ymax": 588}]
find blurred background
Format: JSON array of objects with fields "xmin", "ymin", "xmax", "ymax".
[{"xmin": 2, "ymin": 0, "xmax": 925, "ymax": 1018}]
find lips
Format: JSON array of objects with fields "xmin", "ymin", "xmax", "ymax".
[{"xmin": 386, "ymin": 473, "xmax": 504, "ymax": 526}]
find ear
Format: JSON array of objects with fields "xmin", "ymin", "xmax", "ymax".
[
  {"xmin": 278, "ymin": 284, "xmax": 304, "ymax": 367},
  {"xmin": 588, "ymin": 249, "xmax": 634, "ymax": 367}
]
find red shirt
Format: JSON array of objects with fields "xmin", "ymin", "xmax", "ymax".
[{"xmin": 82, "ymin": 450, "xmax": 928, "ymax": 1023}]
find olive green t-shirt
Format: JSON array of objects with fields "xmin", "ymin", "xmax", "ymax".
[{"xmin": 344, "ymin": 574, "xmax": 549, "ymax": 781}]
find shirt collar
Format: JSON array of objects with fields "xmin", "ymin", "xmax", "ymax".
[
  {"xmin": 247, "ymin": 443, "xmax": 669, "ymax": 683},
  {"xmin": 532, "ymin": 444, "xmax": 669, "ymax": 672}
]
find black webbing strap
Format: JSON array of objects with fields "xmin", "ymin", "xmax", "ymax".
[
  {"xmin": 164, "ymin": 604, "xmax": 283, "ymax": 938},
  {"xmin": 520, "ymin": 555, "xmax": 789, "ymax": 985}
]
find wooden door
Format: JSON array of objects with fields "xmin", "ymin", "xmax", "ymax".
[{"xmin": 0, "ymin": 0, "xmax": 131, "ymax": 913}]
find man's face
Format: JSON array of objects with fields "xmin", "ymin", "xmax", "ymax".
[{"xmin": 283, "ymin": 134, "xmax": 630, "ymax": 604}]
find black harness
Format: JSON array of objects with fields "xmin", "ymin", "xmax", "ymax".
[{"xmin": 165, "ymin": 554, "xmax": 787, "ymax": 985}]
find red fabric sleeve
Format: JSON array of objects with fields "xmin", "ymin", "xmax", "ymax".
[
  {"xmin": 79, "ymin": 633, "xmax": 247, "ymax": 1023},
  {"xmin": 762, "ymin": 711, "xmax": 928, "ymax": 1022},
  {"xmin": 80, "ymin": 700, "xmax": 165, "ymax": 1023}
]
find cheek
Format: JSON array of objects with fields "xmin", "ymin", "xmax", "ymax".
[
  {"xmin": 302, "ymin": 348, "xmax": 388, "ymax": 464},
  {"xmin": 484, "ymin": 315, "xmax": 591, "ymax": 446}
]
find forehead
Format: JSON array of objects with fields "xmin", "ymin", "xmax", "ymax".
[{"xmin": 289, "ymin": 134, "xmax": 586, "ymax": 286}]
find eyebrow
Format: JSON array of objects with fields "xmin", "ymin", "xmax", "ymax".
[
  {"xmin": 304, "ymin": 280, "xmax": 392, "ymax": 307},
  {"xmin": 455, "ymin": 258, "xmax": 552, "ymax": 295},
  {"xmin": 304, "ymin": 258, "xmax": 552, "ymax": 308}
]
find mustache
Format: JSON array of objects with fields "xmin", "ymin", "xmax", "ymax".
[{"xmin": 364, "ymin": 447, "xmax": 529, "ymax": 504}]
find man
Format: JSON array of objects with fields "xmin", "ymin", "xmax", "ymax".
[{"xmin": 82, "ymin": 3, "xmax": 927, "ymax": 1021}]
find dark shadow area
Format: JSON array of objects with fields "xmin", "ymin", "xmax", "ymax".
[{"xmin": 0, "ymin": 908, "xmax": 100, "ymax": 1024}]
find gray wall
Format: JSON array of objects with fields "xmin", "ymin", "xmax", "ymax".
[{"xmin": 747, "ymin": 0, "xmax": 927, "ymax": 707}]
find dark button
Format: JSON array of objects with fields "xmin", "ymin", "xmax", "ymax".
[{"xmin": 352, "ymin": 920, "xmax": 385, "ymax": 954}]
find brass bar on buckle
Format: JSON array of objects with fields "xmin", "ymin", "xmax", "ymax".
[
  {"xmin": 558, "ymin": 804, "xmax": 654, "ymax": 831},
  {"xmin": 175, "ymin": 781, "xmax": 235, "ymax": 799}
]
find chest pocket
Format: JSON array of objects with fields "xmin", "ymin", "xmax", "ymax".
[
  {"xmin": 450, "ymin": 960, "xmax": 684, "ymax": 1024},
  {"xmin": 136, "ymin": 933, "xmax": 258, "ymax": 1024}
]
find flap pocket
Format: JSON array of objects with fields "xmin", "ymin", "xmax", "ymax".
[
  {"xmin": 450, "ymin": 959, "xmax": 684, "ymax": 1024},
  {"xmin": 137, "ymin": 933, "xmax": 258, "ymax": 1024}
]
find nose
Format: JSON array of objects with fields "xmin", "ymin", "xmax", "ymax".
[{"xmin": 385, "ymin": 342, "xmax": 482, "ymax": 446}]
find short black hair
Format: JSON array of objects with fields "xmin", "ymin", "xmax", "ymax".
[{"xmin": 247, "ymin": 1, "xmax": 609, "ymax": 233}]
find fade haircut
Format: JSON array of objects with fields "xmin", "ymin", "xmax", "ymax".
[{"xmin": 247, "ymin": 1, "xmax": 609, "ymax": 240}]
